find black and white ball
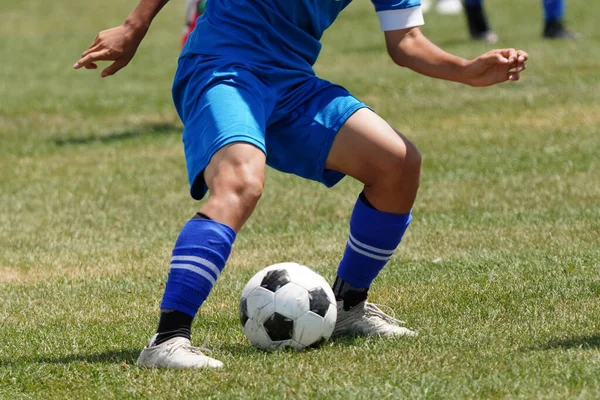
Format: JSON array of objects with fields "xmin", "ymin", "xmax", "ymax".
[{"xmin": 240, "ymin": 262, "xmax": 337, "ymax": 351}]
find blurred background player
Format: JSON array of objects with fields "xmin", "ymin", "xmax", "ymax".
[
  {"xmin": 464, "ymin": 0, "xmax": 575, "ymax": 43},
  {"xmin": 182, "ymin": 0, "xmax": 206, "ymax": 47}
]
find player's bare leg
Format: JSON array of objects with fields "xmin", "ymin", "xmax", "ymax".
[
  {"xmin": 199, "ymin": 143, "xmax": 266, "ymax": 232},
  {"xmin": 327, "ymin": 108, "xmax": 421, "ymax": 214},
  {"xmin": 138, "ymin": 143, "xmax": 266, "ymax": 368},
  {"xmin": 326, "ymin": 108, "xmax": 421, "ymax": 337}
]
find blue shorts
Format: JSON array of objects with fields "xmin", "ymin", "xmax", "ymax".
[{"xmin": 172, "ymin": 55, "xmax": 367, "ymax": 200}]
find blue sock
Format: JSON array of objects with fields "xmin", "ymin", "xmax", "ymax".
[
  {"xmin": 543, "ymin": 0, "xmax": 564, "ymax": 21},
  {"xmin": 160, "ymin": 219, "xmax": 236, "ymax": 317},
  {"xmin": 336, "ymin": 194, "xmax": 411, "ymax": 289}
]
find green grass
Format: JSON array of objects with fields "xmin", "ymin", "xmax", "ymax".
[{"xmin": 1, "ymin": 0, "xmax": 599, "ymax": 398}]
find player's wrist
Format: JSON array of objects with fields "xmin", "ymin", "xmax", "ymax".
[
  {"xmin": 123, "ymin": 16, "xmax": 150, "ymax": 36},
  {"xmin": 124, "ymin": 0, "xmax": 169, "ymax": 34},
  {"xmin": 460, "ymin": 59, "xmax": 480, "ymax": 86}
]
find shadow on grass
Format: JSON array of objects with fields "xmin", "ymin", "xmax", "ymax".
[
  {"xmin": 532, "ymin": 335, "xmax": 600, "ymax": 351},
  {"xmin": 0, "ymin": 336, "xmax": 372, "ymax": 367},
  {"xmin": 52, "ymin": 122, "xmax": 180, "ymax": 146},
  {"xmin": 328, "ymin": 335, "xmax": 369, "ymax": 347},
  {"xmin": 0, "ymin": 349, "xmax": 141, "ymax": 366},
  {"xmin": 214, "ymin": 335, "xmax": 366, "ymax": 356}
]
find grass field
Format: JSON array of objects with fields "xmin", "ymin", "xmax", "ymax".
[{"xmin": 1, "ymin": 0, "xmax": 599, "ymax": 398}]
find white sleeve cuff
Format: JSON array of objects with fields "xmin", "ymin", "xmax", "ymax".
[{"xmin": 376, "ymin": 6, "xmax": 424, "ymax": 31}]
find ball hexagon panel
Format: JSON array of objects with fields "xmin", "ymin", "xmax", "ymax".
[
  {"xmin": 246, "ymin": 286, "xmax": 276, "ymax": 324},
  {"xmin": 241, "ymin": 271, "xmax": 267, "ymax": 299},
  {"xmin": 243, "ymin": 318, "xmax": 273, "ymax": 349},
  {"xmin": 273, "ymin": 282, "xmax": 310, "ymax": 319},
  {"xmin": 261, "ymin": 269, "xmax": 291, "ymax": 293},
  {"xmin": 284, "ymin": 264, "xmax": 325, "ymax": 291},
  {"xmin": 308, "ymin": 287, "xmax": 331, "ymax": 317},
  {"xmin": 263, "ymin": 312, "xmax": 294, "ymax": 341},
  {"xmin": 241, "ymin": 263, "xmax": 298, "ymax": 298},
  {"xmin": 321, "ymin": 303, "xmax": 337, "ymax": 339},
  {"xmin": 293, "ymin": 311, "xmax": 325, "ymax": 347}
]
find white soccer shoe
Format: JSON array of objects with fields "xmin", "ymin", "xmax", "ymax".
[
  {"xmin": 333, "ymin": 301, "xmax": 417, "ymax": 337},
  {"xmin": 435, "ymin": 0, "xmax": 463, "ymax": 15},
  {"xmin": 136, "ymin": 334, "xmax": 224, "ymax": 369},
  {"xmin": 421, "ymin": 0, "xmax": 432, "ymax": 13}
]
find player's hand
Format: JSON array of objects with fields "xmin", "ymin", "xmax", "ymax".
[
  {"xmin": 464, "ymin": 49, "xmax": 528, "ymax": 87},
  {"xmin": 73, "ymin": 24, "xmax": 147, "ymax": 78}
]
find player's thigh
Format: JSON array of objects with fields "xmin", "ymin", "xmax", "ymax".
[
  {"xmin": 325, "ymin": 108, "xmax": 421, "ymax": 186},
  {"xmin": 173, "ymin": 57, "xmax": 275, "ymax": 200}
]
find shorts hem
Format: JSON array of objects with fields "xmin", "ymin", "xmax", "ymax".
[
  {"xmin": 189, "ymin": 135, "xmax": 267, "ymax": 200},
  {"xmin": 317, "ymin": 103, "xmax": 371, "ymax": 188}
]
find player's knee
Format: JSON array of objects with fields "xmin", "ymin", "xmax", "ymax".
[
  {"xmin": 236, "ymin": 175, "xmax": 264, "ymax": 208},
  {"xmin": 380, "ymin": 144, "xmax": 422, "ymax": 190},
  {"xmin": 403, "ymin": 144, "xmax": 422, "ymax": 181},
  {"xmin": 207, "ymin": 158, "xmax": 265, "ymax": 212},
  {"xmin": 226, "ymin": 167, "xmax": 264, "ymax": 210}
]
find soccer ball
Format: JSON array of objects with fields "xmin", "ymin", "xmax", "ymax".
[{"xmin": 239, "ymin": 262, "xmax": 337, "ymax": 351}]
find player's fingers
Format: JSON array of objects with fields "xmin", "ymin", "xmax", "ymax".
[
  {"xmin": 494, "ymin": 48, "xmax": 517, "ymax": 64},
  {"xmin": 497, "ymin": 48, "xmax": 516, "ymax": 57},
  {"xmin": 508, "ymin": 71, "xmax": 520, "ymax": 81},
  {"xmin": 73, "ymin": 49, "xmax": 114, "ymax": 69},
  {"xmin": 515, "ymin": 63, "xmax": 526, "ymax": 72},
  {"xmin": 517, "ymin": 50, "xmax": 529, "ymax": 61},
  {"xmin": 101, "ymin": 59, "xmax": 128, "ymax": 78},
  {"xmin": 506, "ymin": 48, "xmax": 519, "ymax": 64},
  {"xmin": 486, "ymin": 52, "xmax": 509, "ymax": 65},
  {"xmin": 81, "ymin": 44, "xmax": 102, "ymax": 58},
  {"xmin": 84, "ymin": 63, "xmax": 98, "ymax": 70},
  {"xmin": 517, "ymin": 50, "xmax": 529, "ymax": 65}
]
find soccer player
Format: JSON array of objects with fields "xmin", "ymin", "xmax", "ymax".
[
  {"xmin": 465, "ymin": 0, "xmax": 574, "ymax": 43},
  {"xmin": 74, "ymin": 0, "xmax": 527, "ymax": 369},
  {"xmin": 181, "ymin": 0, "xmax": 205, "ymax": 47}
]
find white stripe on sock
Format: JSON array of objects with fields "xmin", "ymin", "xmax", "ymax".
[
  {"xmin": 169, "ymin": 263, "xmax": 216, "ymax": 286},
  {"xmin": 171, "ymin": 255, "xmax": 221, "ymax": 278},
  {"xmin": 346, "ymin": 239, "xmax": 394, "ymax": 262},
  {"xmin": 348, "ymin": 232, "xmax": 395, "ymax": 255}
]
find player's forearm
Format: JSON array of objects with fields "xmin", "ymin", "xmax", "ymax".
[
  {"xmin": 124, "ymin": 0, "xmax": 170, "ymax": 33},
  {"xmin": 386, "ymin": 28, "xmax": 470, "ymax": 84}
]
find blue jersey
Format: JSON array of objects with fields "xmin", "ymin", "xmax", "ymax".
[{"xmin": 182, "ymin": 0, "xmax": 423, "ymax": 74}]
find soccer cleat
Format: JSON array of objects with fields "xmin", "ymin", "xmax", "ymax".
[
  {"xmin": 465, "ymin": 4, "xmax": 498, "ymax": 44},
  {"xmin": 333, "ymin": 301, "xmax": 417, "ymax": 337},
  {"xmin": 435, "ymin": 0, "xmax": 463, "ymax": 15},
  {"xmin": 543, "ymin": 19, "xmax": 576, "ymax": 40},
  {"xmin": 137, "ymin": 334, "xmax": 224, "ymax": 369},
  {"xmin": 471, "ymin": 30, "xmax": 499, "ymax": 44},
  {"xmin": 421, "ymin": 0, "xmax": 432, "ymax": 13}
]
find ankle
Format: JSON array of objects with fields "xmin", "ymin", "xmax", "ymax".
[
  {"xmin": 332, "ymin": 277, "xmax": 368, "ymax": 311},
  {"xmin": 155, "ymin": 309, "xmax": 193, "ymax": 345}
]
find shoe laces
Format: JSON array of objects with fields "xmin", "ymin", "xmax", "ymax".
[
  {"xmin": 186, "ymin": 328, "xmax": 213, "ymax": 355},
  {"xmin": 164, "ymin": 329, "xmax": 213, "ymax": 357},
  {"xmin": 363, "ymin": 302, "xmax": 406, "ymax": 326}
]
